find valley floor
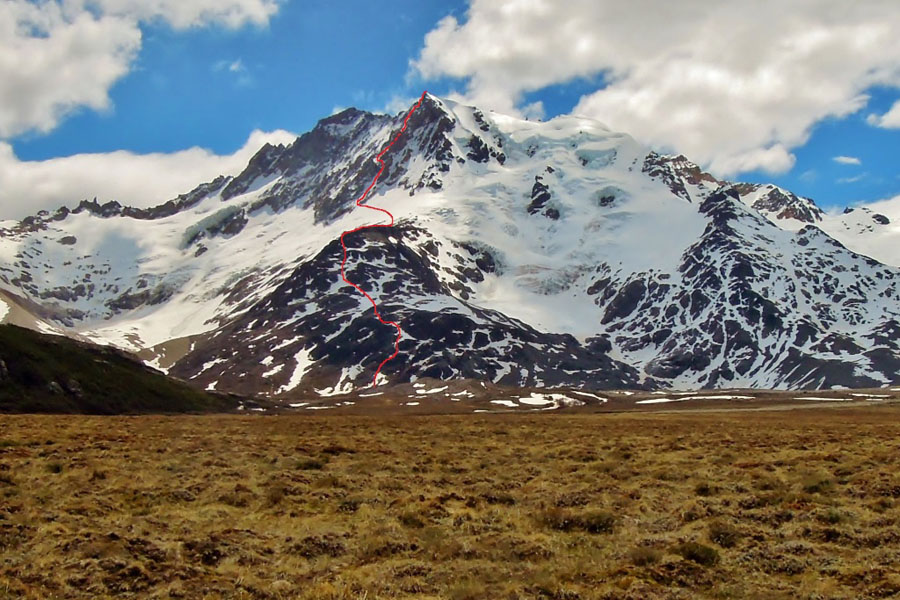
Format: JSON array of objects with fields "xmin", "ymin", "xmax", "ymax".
[{"xmin": 2, "ymin": 407, "xmax": 900, "ymax": 599}]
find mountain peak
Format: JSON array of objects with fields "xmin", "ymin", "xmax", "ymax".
[
  {"xmin": 1, "ymin": 96, "xmax": 898, "ymax": 395},
  {"xmin": 734, "ymin": 183, "xmax": 823, "ymax": 228}
]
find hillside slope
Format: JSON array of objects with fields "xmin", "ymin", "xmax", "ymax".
[{"xmin": 0, "ymin": 324, "xmax": 236, "ymax": 413}]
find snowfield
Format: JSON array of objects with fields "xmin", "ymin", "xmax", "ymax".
[{"xmin": 0, "ymin": 93, "xmax": 898, "ymax": 395}]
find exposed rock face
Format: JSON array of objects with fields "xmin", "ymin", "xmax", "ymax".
[
  {"xmin": 527, "ymin": 177, "xmax": 559, "ymax": 219},
  {"xmin": 0, "ymin": 93, "xmax": 898, "ymax": 394},
  {"xmin": 169, "ymin": 223, "xmax": 642, "ymax": 394},
  {"xmin": 736, "ymin": 184, "xmax": 824, "ymax": 224}
]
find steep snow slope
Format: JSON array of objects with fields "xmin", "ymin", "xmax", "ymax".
[
  {"xmin": 819, "ymin": 197, "xmax": 900, "ymax": 268},
  {"xmin": 0, "ymin": 94, "xmax": 897, "ymax": 393}
]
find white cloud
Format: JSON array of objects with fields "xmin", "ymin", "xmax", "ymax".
[
  {"xmin": 867, "ymin": 99, "xmax": 900, "ymax": 128},
  {"xmin": 412, "ymin": 0, "xmax": 900, "ymax": 177},
  {"xmin": 833, "ymin": 155, "xmax": 862, "ymax": 165},
  {"xmin": 0, "ymin": 129, "xmax": 296, "ymax": 220},
  {"xmin": 837, "ymin": 173, "xmax": 866, "ymax": 184},
  {"xmin": 0, "ymin": 0, "xmax": 280, "ymax": 138},
  {"xmin": 86, "ymin": 0, "xmax": 279, "ymax": 29},
  {"xmin": 381, "ymin": 94, "xmax": 420, "ymax": 115}
]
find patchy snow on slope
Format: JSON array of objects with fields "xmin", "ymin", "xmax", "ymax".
[
  {"xmin": 276, "ymin": 347, "xmax": 314, "ymax": 394},
  {"xmin": 0, "ymin": 298, "xmax": 8, "ymax": 322},
  {"xmin": 519, "ymin": 393, "xmax": 584, "ymax": 408},
  {"xmin": 197, "ymin": 358, "xmax": 226, "ymax": 375},
  {"xmin": 262, "ymin": 363, "xmax": 284, "ymax": 378},
  {"xmin": 416, "ymin": 385, "xmax": 448, "ymax": 395},
  {"xmin": 519, "ymin": 394, "xmax": 555, "ymax": 406},
  {"xmin": 314, "ymin": 367, "xmax": 356, "ymax": 396}
]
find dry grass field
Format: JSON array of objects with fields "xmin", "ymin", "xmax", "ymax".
[{"xmin": 2, "ymin": 406, "xmax": 900, "ymax": 599}]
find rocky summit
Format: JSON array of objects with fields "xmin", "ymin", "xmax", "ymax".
[{"xmin": 1, "ymin": 94, "xmax": 898, "ymax": 397}]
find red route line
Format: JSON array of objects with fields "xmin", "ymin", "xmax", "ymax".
[{"xmin": 340, "ymin": 90, "xmax": 427, "ymax": 388}]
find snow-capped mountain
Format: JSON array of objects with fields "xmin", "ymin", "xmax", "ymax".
[{"xmin": 1, "ymin": 94, "xmax": 898, "ymax": 394}]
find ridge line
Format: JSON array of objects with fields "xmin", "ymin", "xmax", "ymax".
[{"xmin": 339, "ymin": 90, "xmax": 427, "ymax": 388}]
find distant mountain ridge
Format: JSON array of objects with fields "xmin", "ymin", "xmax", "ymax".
[{"xmin": 1, "ymin": 94, "xmax": 898, "ymax": 396}]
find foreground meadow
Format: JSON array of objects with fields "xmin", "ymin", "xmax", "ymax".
[{"xmin": 2, "ymin": 406, "xmax": 900, "ymax": 599}]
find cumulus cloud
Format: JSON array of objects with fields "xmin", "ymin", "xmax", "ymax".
[
  {"xmin": 86, "ymin": 0, "xmax": 279, "ymax": 29},
  {"xmin": 412, "ymin": 0, "xmax": 900, "ymax": 176},
  {"xmin": 0, "ymin": 129, "xmax": 297, "ymax": 221},
  {"xmin": 867, "ymin": 99, "xmax": 900, "ymax": 128},
  {"xmin": 833, "ymin": 155, "xmax": 862, "ymax": 165},
  {"xmin": 0, "ymin": 0, "xmax": 279, "ymax": 138}
]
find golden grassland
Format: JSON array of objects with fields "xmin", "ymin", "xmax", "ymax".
[{"xmin": 2, "ymin": 406, "xmax": 900, "ymax": 599}]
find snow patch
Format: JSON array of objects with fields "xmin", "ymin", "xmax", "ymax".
[
  {"xmin": 276, "ymin": 347, "xmax": 315, "ymax": 394},
  {"xmin": 490, "ymin": 400, "xmax": 518, "ymax": 408},
  {"xmin": 314, "ymin": 369, "xmax": 356, "ymax": 397},
  {"xmin": 519, "ymin": 394, "xmax": 554, "ymax": 406},
  {"xmin": 262, "ymin": 363, "xmax": 284, "ymax": 378},
  {"xmin": 570, "ymin": 390, "xmax": 608, "ymax": 403},
  {"xmin": 198, "ymin": 358, "xmax": 226, "ymax": 374},
  {"xmin": 680, "ymin": 395, "xmax": 755, "ymax": 401},
  {"xmin": 416, "ymin": 385, "xmax": 448, "ymax": 395},
  {"xmin": 519, "ymin": 393, "xmax": 584, "ymax": 408},
  {"xmin": 636, "ymin": 397, "xmax": 683, "ymax": 404},
  {"xmin": 794, "ymin": 396, "xmax": 854, "ymax": 402}
]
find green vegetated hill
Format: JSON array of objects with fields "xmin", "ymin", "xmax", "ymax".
[{"xmin": 0, "ymin": 324, "xmax": 237, "ymax": 414}]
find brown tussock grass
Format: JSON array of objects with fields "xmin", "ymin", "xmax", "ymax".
[{"xmin": 1, "ymin": 406, "xmax": 900, "ymax": 598}]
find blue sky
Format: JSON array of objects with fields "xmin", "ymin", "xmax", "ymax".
[
  {"xmin": 12, "ymin": 1, "xmax": 466, "ymax": 158},
  {"xmin": 2, "ymin": 0, "xmax": 900, "ymax": 219},
  {"xmin": 741, "ymin": 86, "xmax": 900, "ymax": 209}
]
